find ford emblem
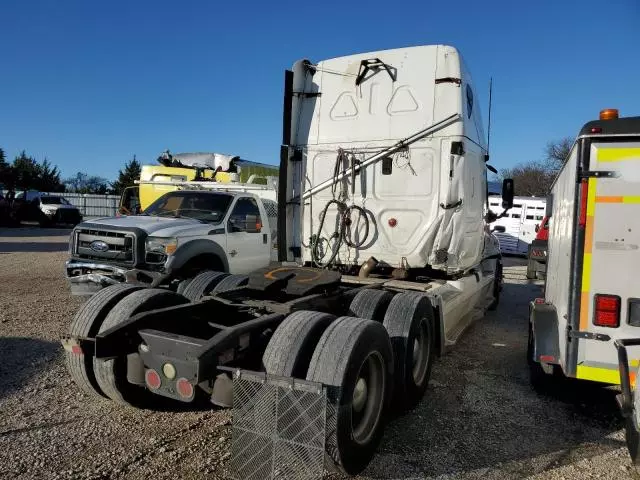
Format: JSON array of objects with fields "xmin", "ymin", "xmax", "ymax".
[{"xmin": 90, "ymin": 240, "xmax": 109, "ymax": 253}]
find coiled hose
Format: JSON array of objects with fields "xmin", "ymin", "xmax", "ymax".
[{"xmin": 311, "ymin": 200, "xmax": 370, "ymax": 268}]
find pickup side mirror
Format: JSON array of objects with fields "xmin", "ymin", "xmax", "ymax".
[
  {"xmin": 244, "ymin": 214, "xmax": 262, "ymax": 234},
  {"xmin": 229, "ymin": 214, "xmax": 262, "ymax": 233},
  {"xmin": 492, "ymin": 225, "xmax": 506, "ymax": 234},
  {"xmin": 502, "ymin": 179, "xmax": 514, "ymax": 210}
]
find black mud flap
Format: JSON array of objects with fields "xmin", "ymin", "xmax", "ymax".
[
  {"xmin": 615, "ymin": 339, "xmax": 640, "ymax": 464},
  {"xmin": 229, "ymin": 370, "xmax": 329, "ymax": 480},
  {"xmin": 529, "ymin": 301, "xmax": 560, "ymax": 364}
]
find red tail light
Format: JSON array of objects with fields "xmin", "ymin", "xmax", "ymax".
[
  {"xmin": 594, "ymin": 294, "xmax": 621, "ymax": 328},
  {"xmin": 145, "ymin": 369, "xmax": 162, "ymax": 390},
  {"xmin": 579, "ymin": 179, "xmax": 589, "ymax": 228},
  {"xmin": 176, "ymin": 378, "xmax": 194, "ymax": 400}
]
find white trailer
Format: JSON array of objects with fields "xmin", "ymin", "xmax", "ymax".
[
  {"xmin": 489, "ymin": 195, "xmax": 546, "ymax": 255},
  {"xmin": 62, "ymin": 45, "xmax": 513, "ymax": 478},
  {"xmin": 526, "ymin": 109, "xmax": 640, "ymax": 464}
]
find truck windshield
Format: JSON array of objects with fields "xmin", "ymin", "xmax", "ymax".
[{"xmin": 144, "ymin": 191, "xmax": 233, "ymax": 223}]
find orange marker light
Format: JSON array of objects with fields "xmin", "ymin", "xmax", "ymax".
[{"xmin": 599, "ymin": 109, "xmax": 619, "ymax": 120}]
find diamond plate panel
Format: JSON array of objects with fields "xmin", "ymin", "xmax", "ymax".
[{"xmin": 230, "ymin": 371, "xmax": 327, "ymax": 480}]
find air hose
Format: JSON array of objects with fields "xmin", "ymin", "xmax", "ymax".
[{"xmin": 311, "ymin": 200, "xmax": 370, "ymax": 268}]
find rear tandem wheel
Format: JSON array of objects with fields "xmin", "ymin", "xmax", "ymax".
[
  {"xmin": 262, "ymin": 310, "xmax": 336, "ymax": 378},
  {"xmin": 382, "ymin": 292, "xmax": 436, "ymax": 411},
  {"xmin": 65, "ymin": 284, "xmax": 143, "ymax": 399},
  {"xmin": 93, "ymin": 289, "xmax": 189, "ymax": 407},
  {"xmin": 306, "ymin": 316, "xmax": 394, "ymax": 476}
]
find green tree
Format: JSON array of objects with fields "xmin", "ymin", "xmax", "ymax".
[
  {"xmin": 12, "ymin": 151, "xmax": 40, "ymax": 192},
  {"xmin": 10, "ymin": 151, "xmax": 65, "ymax": 193},
  {"xmin": 0, "ymin": 148, "xmax": 13, "ymax": 189},
  {"xmin": 111, "ymin": 155, "xmax": 141, "ymax": 195},
  {"xmin": 37, "ymin": 158, "xmax": 64, "ymax": 192}
]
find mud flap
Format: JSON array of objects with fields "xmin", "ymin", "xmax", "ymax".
[
  {"xmin": 229, "ymin": 370, "xmax": 329, "ymax": 480},
  {"xmin": 615, "ymin": 339, "xmax": 640, "ymax": 464},
  {"xmin": 529, "ymin": 301, "xmax": 560, "ymax": 364}
]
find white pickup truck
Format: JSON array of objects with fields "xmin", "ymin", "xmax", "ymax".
[{"xmin": 65, "ymin": 188, "xmax": 278, "ymax": 295}]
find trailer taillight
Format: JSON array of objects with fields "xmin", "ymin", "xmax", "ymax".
[
  {"xmin": 579, "ymin": 179, "xmax": 589, "ymax": 228},
  {"xmin": 145, "ymin": 369, "xmax": 162, "ymax": 390},
  {"xmin": 594, "ymin": 294, "xmax": 621, "ymax": 328},
  {"xmin": 176, "ymin": 378, "xmax": 194, "ymax": 400}
]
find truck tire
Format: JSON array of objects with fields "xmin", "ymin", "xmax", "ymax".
[
  {"xmin": 382, "ymin": 292, "xmax": 436, "ymax": 411},
  {"xmin": 348, "ymin": 289, "xmax": 394, "ymax": 321},
  {"xmin": 306, "ymin": 317, "xmax": 393, "ymax": 476},
  {"xmin": 262, "ymin": 311, "xmax": 335, "ymax": 378},
  {"xmin": 526, "ymin": 256, "xmax": 537, "ymax": 280},
  {"xmin": 211, "ymin": 274, "xmax": 249, "ymax": 294},
  {"xmin": 65, "ymin": 284, "xmax": 142, "ymax": 399},
  {"xmin": 176, "ymin": 279, "xmax": 193, "ymax": 296},
  {"xmin": 181, "ymin": 271, "xmax": 229, "ymax": 302},
  {"xmin": 488, "ymin": 260, "xmax": 503, "ymax": 311},
  {"xmin": 93, "ymin": 289, "xmax": 189, "ymax": 407}
]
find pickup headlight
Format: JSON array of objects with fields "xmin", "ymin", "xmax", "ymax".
[
  {"xmin": 42, "ymin": 207, "xmax": 56, "ymax": 216},
  {"xmin": 146, "ymin": 237, "xmax": 178, "ymax": 256}
]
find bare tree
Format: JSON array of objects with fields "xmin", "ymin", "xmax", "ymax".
[
  {"xmin": 498, "ymin": 137, "xmax": 574, "ymax": 197},
  {"xmin": 543, "ymin": 137, "xmax": 573, "ymax": 171}
]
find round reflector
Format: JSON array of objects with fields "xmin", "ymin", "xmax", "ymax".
[
  {"xmin": 162, "ymin": 363, "xmax": 176, "ymax": 380},
  {"xmin": 176, "ymin": 378, "xmax": 194, "ymax": 400},
  {"xmin": 388, "ymin": 218, "xmax": 397, "ymax": 227},
  {"xmin": 145, "ymin": 369, "xmax": 162, "ymax": 390}
]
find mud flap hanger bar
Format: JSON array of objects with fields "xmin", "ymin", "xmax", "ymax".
[
  {"xmin": 300, "ymin": 113, "xmax": 462, "ymax": 201},
  {"xmin": 355, "ymin": 58, "xmax": 397, "ymax": 86},
  {"xmin": 615, "ymin": 338, "xmax": 640, "ymax": 417}
]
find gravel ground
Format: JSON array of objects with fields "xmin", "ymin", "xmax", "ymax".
[{"xmin": 0, "ymin": 228, "xmax": 637, "ymax": 480}]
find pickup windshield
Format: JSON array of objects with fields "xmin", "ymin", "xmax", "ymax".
[
  {"xmin": 144, "ymin": 191, "xmax": 233, "ymax": 223},
  {"xmin": 40, "ymin": 196, "xmax": 70, "ymax": 205}
]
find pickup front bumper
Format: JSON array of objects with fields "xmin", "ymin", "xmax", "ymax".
[{"xmin": 65, "ymin": 260, "xmax": 169, "ymax": 295}]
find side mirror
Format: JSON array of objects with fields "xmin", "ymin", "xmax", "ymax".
[
  {"xmin": 535, "ymin": 224, "xmax": 540, "ymax": 233},
  {"xmin": 502, "ymin": 179, "xmax": 514, "ymax": 209},
  {"xmin": 492, "ymin": 225, "xmax": 506, "ymax": 234},
  {"xmin": 230, "ymin": 215, "xmax": 262, "ymax": 233},
  {"xmin": 545, "ymin": 194, "xmax": 553, "ymax": 218}
]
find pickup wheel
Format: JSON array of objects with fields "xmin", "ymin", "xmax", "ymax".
[
  {"xmin": 348, "ymin": 289, "xmax": 394, "ymax": 321},
  {"xmin": 211, "ymin": 274, "xmax": 249, "ymax": 293},
  {"xmin": 93, "ymin": 289, "xmax": 189, "ymax": 407},
  {"xmin": 382, "ymin": 292, "xmax": 436, "ymax": 411},
  {"xmin": 306, "ymin": 317, "xmax": 393, "ymax": 476},
  {"xmin": 181, "ymin": 271, "xmax": 229, "ymax": 302},
  {"xmin": 65, "ymin": 284, "xmax": 143, "ymax": 399},
  {"xmin": 262, "ymin": 311, "xmax": 335, "ymax": 378}
]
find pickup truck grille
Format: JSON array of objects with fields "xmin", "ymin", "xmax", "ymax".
[{"xmin": 74, "ymin": 229, "xmax": 135, "ymax": 264}]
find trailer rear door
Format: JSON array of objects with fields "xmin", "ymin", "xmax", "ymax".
[{"xmin": 576, "ymin": 142, "xmax": 640, "ymax": 383}]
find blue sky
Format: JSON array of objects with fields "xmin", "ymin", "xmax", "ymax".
[{"xmin": 1, "ymin": 0, "xmax": 638, "ymax": 182}]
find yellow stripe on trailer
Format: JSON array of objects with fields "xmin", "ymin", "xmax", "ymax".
[
  {"xmin": 577, "ymin": 363, "xmax": 639, "ymax": 386},
  {"xmin": 597, "ymin": 147, "xmax": 640, "ymax": 163},
  {"xmin": 595, "ymin": 195, "xmax": 640, "ymax": 204}
]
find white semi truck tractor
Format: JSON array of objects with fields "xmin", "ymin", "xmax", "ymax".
[{"xmin": 62, "ymin": 45, "xmax": 513, "ymax": 478}]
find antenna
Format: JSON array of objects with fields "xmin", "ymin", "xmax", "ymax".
[{"xmin": 487, "ymin": 77, "xmax": 493, "ymax": 155}]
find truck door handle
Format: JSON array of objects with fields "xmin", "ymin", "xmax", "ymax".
[{"xmin": 229, "ymin": 249, "xmax": 238, "ymax": 257}]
